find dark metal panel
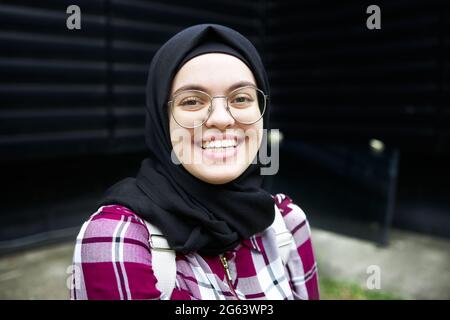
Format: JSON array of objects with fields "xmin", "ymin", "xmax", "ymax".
[
  {"xmin": 266, "ymin": 0, "xmax": 447, "ymax": 152},
  {"xmin": 1, "ymin": 0, "xmax": 446, "ymax": 158},
  {"xmin": 0, "ymin": 0, "xmax": 110, "ymax": 159},
  {"xmin": 0, "ymin": 0, "xmax": 265, "ymax": 158}
]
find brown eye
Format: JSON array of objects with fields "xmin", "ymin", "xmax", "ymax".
[
  {"xmin": 180, "ymin": 98, "xmax": 200, "ymax": 106},
  {"xmin": 230, "ymin": 95, "xmax": 253, "ymax": 107},
  {"xmin": 233, "ymin": 96, "xmax": 248, "ymax": 103}
]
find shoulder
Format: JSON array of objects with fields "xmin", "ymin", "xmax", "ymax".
[
  {"xmin": 273, "ymin": 193, "xmax": 308, "ymax": 221},
  {"xmin": 272, "ymin": 193, "xmax": 319, "ymax": 299},
  {"xmin": 71, "ymin": 204, "xmax": 162, "ymax": 299},
  {"xmin": 272, "ymin": 193, "xmax": 311, "ymax": 235},
  {"xmin": 77, "ymin": 204, "xmax": 150, "ymax": 246}
]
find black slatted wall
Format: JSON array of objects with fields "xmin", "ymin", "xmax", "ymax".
[
  {"xmin": 266, "ymin": 0, "xmax": 449, "ymax": 153},
  {"xmin": 0, "ymin": 0, "xmax": 265, "ymax": 159},
  {"xmin": 0, "ymin": 1, "xmax": 448, "ymax": 158},
  {"xmin": 0, "ymin": 0, "xmax": 448, "ymax": 245},
  {"xmin": 0, "ymin": 0, "xmax": 109, "ymax": 159}
]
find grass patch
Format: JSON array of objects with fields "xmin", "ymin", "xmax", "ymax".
[{"xmin": 319, "ymin": 277, "xmax": 403, "ymax": 300}]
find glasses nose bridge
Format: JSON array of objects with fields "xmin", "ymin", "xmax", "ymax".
[
  {"xmin": 210, "ymin": 94, "xmax": 228, "ymax": 104},
  {"xmin": 206, "ymin": 94, "xmax": 234, "ymax": 122},
  {"xmin": 209, "ymin": 94, "xmax": 230, "ymax": 112}
]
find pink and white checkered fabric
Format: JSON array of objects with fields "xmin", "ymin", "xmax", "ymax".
[{"xmin": 70, "ymin": 193, "xmax": 319, "ymax": 300}]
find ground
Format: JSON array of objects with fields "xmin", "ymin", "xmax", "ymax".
[{"xmin": 0, "ymin": 227, "xmax": 449, "ymax": 299}]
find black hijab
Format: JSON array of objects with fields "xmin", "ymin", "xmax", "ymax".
[{"xmin": 97, "ymin": 23, "xmax": 275, "ymax": 256}]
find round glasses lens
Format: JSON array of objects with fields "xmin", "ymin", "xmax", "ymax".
[
  {"xmin": 227, "ymin": 87, "xmax": 266, "ymax": 124},
  {"xmin": 171, "ymin": 90, "xmax": 211, "ymax": 128}
]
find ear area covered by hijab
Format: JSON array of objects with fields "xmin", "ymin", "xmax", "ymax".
[{"xmin": 97, "ymin": 23, "xmax": 275, "ymax": 256}]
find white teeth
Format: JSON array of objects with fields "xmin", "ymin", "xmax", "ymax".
[{"xmin": 202, "ymin": 139, "xmax": 237, "ymax": 149}]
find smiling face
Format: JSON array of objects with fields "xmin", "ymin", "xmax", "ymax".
[{"xmin": 169, "ymin": 53, "xmax": 264, "ymax": 184}]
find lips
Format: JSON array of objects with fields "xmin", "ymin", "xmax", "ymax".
[
  {"xmin": 195, "ymin": 133, "xmax": 244, "ymax": 149},
  {"xmin": 192, "ymin": 133, "xmax": 244, "ymax": 160},
  {"xmin": 201, "ymin": 141, "xmax": 239, "ymax": 160},
  {"xmin": 202, "ymin": 138, "xmax": 237, "ymax": 149}
]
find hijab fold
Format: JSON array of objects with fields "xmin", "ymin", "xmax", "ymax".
[{"xmin": 98, "ymin": 24, "xmax": 275, "ymax": 255}]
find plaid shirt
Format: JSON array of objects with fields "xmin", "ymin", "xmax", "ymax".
[{"xmin": 70, "ymin": 193, "xmax": 319, "ymax": 300}]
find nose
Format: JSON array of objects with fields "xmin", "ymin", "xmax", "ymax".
[{"xmin": 204, "ymin": 97, "xmax": 235, "ymax": 130}]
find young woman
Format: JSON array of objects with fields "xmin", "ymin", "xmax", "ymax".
[{"xmin": 70, "ymin": 24, "xmax": 319, "ymax": 300}]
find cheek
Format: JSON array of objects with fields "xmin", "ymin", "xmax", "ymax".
[
  {"xmin": 244, "ymin": 123, "xmax": 263, "ymax": 150},
  {"xmin": 169, "ymin": 120, "xmax": 195, "ymax": 163}
]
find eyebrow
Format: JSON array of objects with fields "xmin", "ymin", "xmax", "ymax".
[{"xmin": 172, "ymin": 80, "xmax": 256, "ymax": 96}]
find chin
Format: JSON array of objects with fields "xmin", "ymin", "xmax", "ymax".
[{"xmin": 189, "ymin": 164, "xmax": 247, "ymax": 185}]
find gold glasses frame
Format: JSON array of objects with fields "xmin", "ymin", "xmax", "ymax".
[{"xmin": 167, "ymin": 84, "xmax": 269, "ymax": 129}]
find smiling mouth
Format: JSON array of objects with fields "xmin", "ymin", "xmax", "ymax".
[{"xmin": 201, "ymin": 138, "xmax": 239, "ymax": 150}]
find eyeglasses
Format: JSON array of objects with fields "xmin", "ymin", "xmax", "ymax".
[{"xmin": 167, "ymin": 85, "xmax": 268, "ymax": 129}]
